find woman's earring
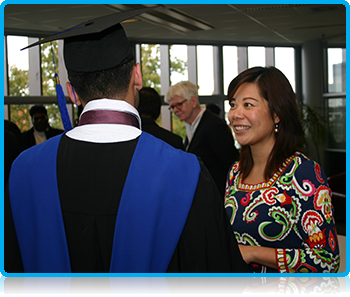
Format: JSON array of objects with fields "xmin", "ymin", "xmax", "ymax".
[{"xmin": 274, "ymin": 123, "xmax": 279, "ymax": 133}]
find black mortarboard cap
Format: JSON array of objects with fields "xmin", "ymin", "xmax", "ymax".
[{"xmin": 23, "ymin": 6, "xmax": 157, "ymax": 76}]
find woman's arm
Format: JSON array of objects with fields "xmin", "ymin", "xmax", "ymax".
[{"xmin": 238, "ymin": 245, "xmax": 277, "ymax": 270}]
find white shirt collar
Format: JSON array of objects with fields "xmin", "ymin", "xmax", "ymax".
[
  {"xmin": 185, "ymin": 107, "xmax": 205, "ymax": 144},
  {"xmin": 66, "ymin": 99, "xmax": 142, "ymax": 143}
]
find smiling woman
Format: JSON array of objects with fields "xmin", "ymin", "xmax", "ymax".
[
  {"xmin": 224, "ymin": 66, "xmax": 340, "ymax": 273},
  {"xmin": 228, "ymin": 82, "xmax": 278, "ymax": 158}
]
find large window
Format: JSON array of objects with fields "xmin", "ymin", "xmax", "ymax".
[
  {"xmin": 248, "ymin": 46, "xmax": 265, "ymax": 68},
  {"xmin": 6, "ymin": 36, "xmax": 30, "ymax": 131},
  {"xmin": 275, "ymin": 47, "xmax": 295, "ymax": 91},
  {"xmin": 324, "ymin": 47, "xmax": 346, "ymax": 177},
  {"xmin": 7, "ymin": 36, "xmax": 29, "ymax": 96},
  {"xmin": 170, "ymin": 44, "xmax": 188, "ymax": 85},
  {"xmin": 223, "ymin": 45, "xmax": 296, "ymax": 124},
  {"xmin": 327, "ymin": 97, "xmax": 346, "ymax": 149},
  {"xmin": 140, "ymin": 44, "xmax": 161, "ymax": 93},
  {"xmin": 327, "ymin": 48, "xmax": 346, "ymax": 93},
  {"xmin": 197, "ymin": 45, "xmax": 214, "ymax": 95},
  {"xmin": 5, "ymin": 36, "xmax": 65, "ymax": 131},
  {"xmin": 325, "ymin": 47, "xmax": 346, "ymax": 150},
  {"xmin": 5, "ymin": 38, "xmax": 298, "ymax": 140},
  {"xmin": 223, "ymin": 46, "xmax": 238, "ymax": 96}
]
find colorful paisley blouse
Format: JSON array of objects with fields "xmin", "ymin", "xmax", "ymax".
[{"xmin": 225, "ymin": 152, "xmax": 340, "ymax": 273}]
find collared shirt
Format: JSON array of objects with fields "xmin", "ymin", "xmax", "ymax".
[
  {"xmin": 33, "ymin": 129, "xmax": 47, "ymax": 145},
  {"xmin": 184, "ymin": 106, "xmax": 205, "ymax": 147},
  {"xmin": 66, "ymin": 99, "xmax": 142, "ymax": 143}
]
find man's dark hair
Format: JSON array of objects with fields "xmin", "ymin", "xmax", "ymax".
[
  {"xmin": 137, "ymin": 87, "xmax": 161, "ymax": 120},
  {"xmin": 68, "ymin": 60, "xmax": 134, "ymax": 104},
  {"xmin": 29, "ymin": 105, "xmax": 47, "ymax": 117}
]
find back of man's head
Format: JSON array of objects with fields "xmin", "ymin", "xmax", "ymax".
[
  {"xmin": 137, "ymin": 87, "xmax": 161, "ymax": 120},
  {"xmin": 68, "ymin": 61, "xmax": 134, "ymax": 104}
]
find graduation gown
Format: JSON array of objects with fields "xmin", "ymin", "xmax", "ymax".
[{"xmin": 5, "ymin": 99, "xmax": 248, "ymax": 273}]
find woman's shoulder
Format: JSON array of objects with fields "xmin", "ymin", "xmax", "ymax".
[
  {"xmin": 227, "ymin": 161, "xmax": 240, "ymax": 182},
  {"xmin": 290, "ymin": 152, "xmax": 328, "ymax": 185},
  {"xmin": 229, "ymin": 161, "xmax": 240, "ymax": 174},
  {"xmin": 291, "ymin": 152, "xmax": 321, "ymax": 169}
]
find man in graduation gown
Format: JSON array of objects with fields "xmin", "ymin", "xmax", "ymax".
[{"xmin": 5, "ymin": 7, "xmax": 249, "ymax": 274}]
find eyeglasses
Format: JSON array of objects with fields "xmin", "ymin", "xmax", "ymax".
[{"xmin": 168, "ymin": 99, "xmax": 187, "ymax": 111}]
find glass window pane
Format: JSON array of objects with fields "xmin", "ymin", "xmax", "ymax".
[
  {"xmin": 223, "ymin": 46, "xmax": 238, "ymax": 95},
  {"xmin": 248, "ymin": 46, "xmax": 265, "ymax": 68},
  {"xmin": 141, "ymin": 44, "xmax": 161, "ymax": 93},
  {"xmin": 275, "ymin": 47, "xmax": 295, "ymax": 91},
  {"xmin": 7, "ymin": 36, "xmax": 29, "ymax": 96},
  {"xmin": 328, "ymin": 48, "xmax": 346, "ymax": 93},
  {"xmin": 9, "ymin": 104, "xmax": 31, "ymax": 132},
  {"xmin": 41, "ymin": 41, "xmax": 59, "ymax": 96},
  {"xmin": 40, "ymin": 41, "xmax": 64, "ymax": 129},
  {"xmin": 328, "ymin": 97, "xmax": 346, "ymax": 149},
  {"xmin": 44, "ymin": 103, "xmax": 65, "ymax": 130},
  {"xmin": 197, "ymin": 45, "xmax": 214, "ymax": 95},
  {"xmin": 170, "ymin": 44, "xmax": 188, "ymax": 85},
  {"xmin": 7, "ymin": 36, "xmax": 31, "ymax": 131}
]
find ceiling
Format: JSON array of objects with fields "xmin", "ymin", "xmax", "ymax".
[{"xmin": 4, "ymin": 3, "xmax": 346, "ymax": 46}]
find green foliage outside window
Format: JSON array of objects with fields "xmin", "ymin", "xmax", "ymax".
[
  {"xmin": 8, "ymin": 65, "xmax": 31, "ymax": 131},
  {"xmin": 8, "ymin": 41, "xmax": 67, "ymax": 131},
  {"xmin": 41, "ymin": 42, "xmax": 64, "ymax": 130},
  {"xmin": 9, "ymin": 42, "xmax": 186, "ymax": 135}
]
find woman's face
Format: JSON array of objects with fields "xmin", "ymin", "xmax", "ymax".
[{"xmin": 228, "ymin": 82, "xmax": 278, "ymax": 150}]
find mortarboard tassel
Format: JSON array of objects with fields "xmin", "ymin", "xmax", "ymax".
[{"xmin": 51, "ymin": 44, "xmax": 73, "ymax": 132}]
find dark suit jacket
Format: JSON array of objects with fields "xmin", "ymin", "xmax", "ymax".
[
  {"xmin": 185, "ymin": 110, "xmax": 239, "ymax": 198},
  {"xmin": 21, "ymin": 126, "xmax": 64, "ymax": 150},
  {"xmin": 141, "ymin": 116, "xmax": 184, "ymax": 150}
]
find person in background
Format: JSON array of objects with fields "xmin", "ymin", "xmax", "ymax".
[
  {"xmin": 5, "ymin": 7, "xmax": 248, "ymax": 274},
  {"xmin": 165, "ymin": 81, "xmax": 240, "ymax": 198},
  {"xmin": 225, "ymin": 66, "xmax": 339, "ymax": 273},
  {"xmin": 21, "ymin": 105, "xmax": 64, "ymax": 150},
  {"xmin": 138, "ymin": 87, "xmax": 184, "ymax": 150}
]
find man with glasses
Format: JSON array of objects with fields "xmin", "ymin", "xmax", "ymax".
[
  {"xmin": 21, "ymin": 105, "xmax": 64, "ymax": 150},
  {"xmin": 165, "ymin": 81, "xmax": 239, "ymax": 198}
]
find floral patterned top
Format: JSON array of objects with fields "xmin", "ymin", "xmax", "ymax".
[{"xmin": 225, "ymin": 152, "xmax": 340, "ymax": 273}]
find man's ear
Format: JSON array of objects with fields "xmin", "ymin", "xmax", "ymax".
[
  {"xmin": 66, "ymin": 82, "xmax": 82, "ymax": 106},
  {"xmin": 133, "ymin": 63, "xmax": 143, "ymax": 91}
]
